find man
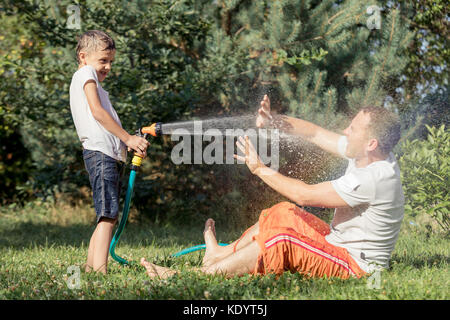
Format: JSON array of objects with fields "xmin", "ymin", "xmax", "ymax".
[{"xmin": 140, "ymin": 95, "xmax": 405, "ymax": 279}]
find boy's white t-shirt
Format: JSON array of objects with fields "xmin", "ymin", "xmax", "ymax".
[
  {"xmin": 70, "ymin": 65, "xmax": 127, "ymax": 162},
  {"xmin": 325, "ymin": 136, "xmax": 405, "ymax": 273}
]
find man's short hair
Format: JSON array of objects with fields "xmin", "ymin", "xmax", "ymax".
[
  {"xmin": 76, "ymin": 30, "xmax": 115, "ymax": 64},
  {"xmin": 361, "ymin": 106, "xmax": 401, "ymax": 155}
]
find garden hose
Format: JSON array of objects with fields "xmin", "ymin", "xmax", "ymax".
[
  {"xmin": 109, "ymin": 122, "xmax": 230, "ymax": 264},
  {"xmin": 172, "ymin": 243, "xmax": 229, "ymax": 258},
  {"xmin": 109, "ymin": 124, "xmax": 161, "ymax": 265},
  {"xmin": 109, "ymin": 168, "xmax": 138, "ymax": 265}
]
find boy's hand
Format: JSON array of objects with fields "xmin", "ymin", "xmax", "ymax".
[
  {"xmin": 126, "ymin": 135, "xmax": 150, "ymax": 158},
  {"xmin": 256, "ymin": 94, "xmax": 273, "ymax": 128}
]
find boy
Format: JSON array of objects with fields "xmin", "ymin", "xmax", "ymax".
[{"xmin": 70, "ymin": 30, "xmax": 149, "ymax": 274}]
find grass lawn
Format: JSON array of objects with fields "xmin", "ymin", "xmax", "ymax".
[{"xmin": 0, "ymin": 201, "xmax": 448, "ymax": 300}]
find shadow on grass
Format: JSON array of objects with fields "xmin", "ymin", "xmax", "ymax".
[
  {"xmin": 391, "ymin": 253, "xmax": 450, "ymax": 269},
  {"xmin": 0, "ymin": 221, "xmax": 92, "ymax": 249},
  {"xmin": 0, "ymin": 219, "xmax": 219, "ymax": 250}
]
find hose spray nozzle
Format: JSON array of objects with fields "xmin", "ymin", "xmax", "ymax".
[
  {"xmin": 141, "ymin": 122, "xmax": 162, "ymax": 137},
  {"xmin": 131, "ymin": 122, "xmax": 162, "ymax": 169}
]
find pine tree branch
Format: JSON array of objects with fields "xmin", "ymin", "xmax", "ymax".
[
  {"xmin": 325, "ymin": 89, "xmax": 333, "ymax": 124},
  {"xmin": 363, "ymin": 9, "xmax": 398, "ymax": 106},
  {"xmin": 219, "ymin": 0, "xmax": 243, "ymax": 36},
  {"xmin": 234, "ymin": 26, "xmax": 246, "ymax": 37},
  {"xmin": 221, "ymin": 9, "xmax": 232, "ymax": 36},
  {"xmin": 284, "ymin": 35, "xmax": 323, "ymax": 48},
  {"xmin": 323, "ymin": 2, "xmax": 363, "ymax": 38},
  {"xmin": 327, "ymin": 10, "xmax": 346, "ymax": 25},
  {"xmin": 320, "ymin": 12, "xmax": 330, "ymax": 34},
  {"xmin": 306, "ymin": 71, "xmax": 323, "ymax": 111},
  {"xmin": 168, "ymin": 39, "xmax": 200, "ymax": 59}
]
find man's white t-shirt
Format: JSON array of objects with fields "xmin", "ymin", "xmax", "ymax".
[
  {"xmin": 325, "ymin": 136, "xmax": 405, "ymax": 273},
  {"xmin": 70, "ymin": 65, "xmax": 127, "ymax": 162}
]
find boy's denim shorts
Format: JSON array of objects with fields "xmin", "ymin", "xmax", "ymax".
[{"xmin": 83, "ymin": 149, "xmax": 125, "ymax": 223}]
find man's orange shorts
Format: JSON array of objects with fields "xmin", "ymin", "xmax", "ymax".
[{"xmin": 248, "ymin": 202, "xmax": 366, "ymax": 279}]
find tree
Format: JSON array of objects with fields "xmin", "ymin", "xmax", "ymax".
[
  {"xmin": 396, "ymin": 0, "xmax": 448, "ymax": 95},
  {"xmin": 0, "ymin": 0, "xmax": 214, "ymax": 214},
  {"xmin": 0, "ymin": 10, "xmax": 34, "ymax": 203},
  {"xmin": 399, "ymin": 125, "xmax": 449, "ymax": 234},
  {"xmin": 400, "ymin": 86, "xmax": 449, "ymax": 142},
  {"xmin": 199, "ymin": 0, "xmax": 414, "ymax": 127},
  {"xmin": 1, "ymin": 0, "xmax": 428, "ymax": 225}
]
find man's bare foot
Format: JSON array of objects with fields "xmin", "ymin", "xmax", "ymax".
[
  {"xmin": 204, "ymin": 218, "xmax": 216, "ymax": 237},
  {"xmin": 202, "ymin": 219, "xmax": 224, "ymax": 267},
  {"xmin": 140, "ymin": 258, "xmax": 177, "ymax": 279}
]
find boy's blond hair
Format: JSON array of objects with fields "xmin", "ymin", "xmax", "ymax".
[{"xmin": 76, "ymin": 30, "xmax": 116, "ymax": 64}]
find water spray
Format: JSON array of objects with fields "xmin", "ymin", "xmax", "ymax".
[
  {"xmin": 110, "ymin": 115, "xmax": 298, "ymax": 265},
  {"xmin": 109, "ymin": 121, "xmax": 229, "ymax": 265}
]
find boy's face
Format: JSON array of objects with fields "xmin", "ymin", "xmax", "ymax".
[{"xmin": 79, "ymin": 48, "xmax": 116, "ymax": 82}]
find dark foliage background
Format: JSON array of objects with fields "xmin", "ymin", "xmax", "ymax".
[{"xmin": 0, "ymin": 0, "xmax": 448, "ymax": 228}]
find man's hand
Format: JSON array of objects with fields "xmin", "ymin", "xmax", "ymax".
[
  {"xmin": 234, "ymin": 136, "xmax": 265, "ymax": 175},
  {"xmin": 126, "ymin": 135, "xmax": 149, "ymax": 158},
  {"xmin": 256, "ymin": 94, "xmax": 273, "ymax": 128}
]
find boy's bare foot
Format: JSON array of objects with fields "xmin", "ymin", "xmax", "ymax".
[
  {"xmin": 202, "ymin": 218, "xmax": 223, "ymax": 267},
  {"xmin": 140, "ymin": 258, "xmax": 176, "ymax": 279},
  {"xmin": 83, "ymin": 263, "xmax": 93, "ymax": 273}
]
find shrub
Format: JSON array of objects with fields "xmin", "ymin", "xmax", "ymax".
[{"xmin": 398, "ymin": 125, "xmax": 449, "ymax": 233}]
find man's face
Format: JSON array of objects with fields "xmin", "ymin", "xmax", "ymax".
[
  {"xmin": 80, "ymin": 48, "xmax": 115, "ymax": 82},
  {"xmin": 342, "ymin": 111, "xmax": 372, "ymax": 159}
]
